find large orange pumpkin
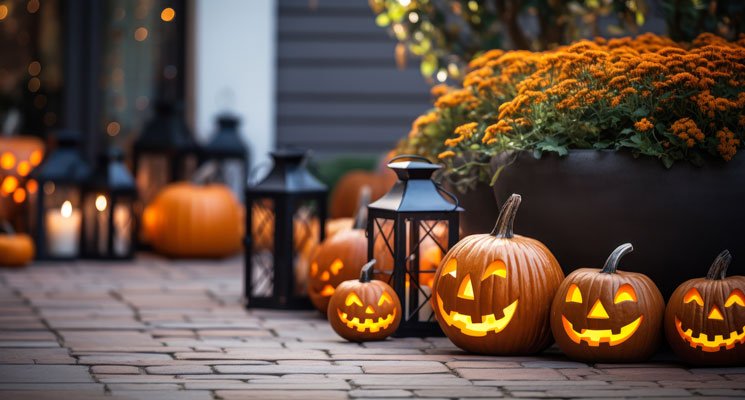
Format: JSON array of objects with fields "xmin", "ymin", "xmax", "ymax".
[
  {"xmin": 330, "ymin": 170, "xmax": 391, "ymax": 218},
  {"xmin": 431, "ymin": 194, "xmax": 565, "ymax": 355},
  {"xmin": 665, "ymin": 250, "xmax": 745, "ymax": 366},
  {"xmin": 550, "ymin": 243, "xmax": 665, "ymax": 363},
  {"xmin": 143, "ymin": 182, "xmax": 243, "ymax": 258}
]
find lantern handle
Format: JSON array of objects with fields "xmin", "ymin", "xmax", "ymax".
[
  {"xmin": 359, "ymin": 259, "xmax": 377, "ymax": 283},
  {"xmin": 387, "ymin": 154, "xmax": 433, "ymax": 164}
]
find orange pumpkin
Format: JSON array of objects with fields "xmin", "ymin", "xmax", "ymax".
[
  {"xmin": 550, "ymin": 243, "xmax": 665, "ymax": 363},
  {"xmin": 0, "ymin": 222, "xmax": 34, "ymax": 267},
  {"xmin": 432, "ymin": 194, "xmax": 565, "ymax": 355},
  {"xmin": 330, "ymin": 170, "xmax": 391, "ymax": 218},
  {"xmin": 665, "ymin": 250, "xmax": 745, "ymax": 366},
  {"xmin": 143, "ymin": 182, "xmax": 243, "ymax": 258},
  {"xmin": 328, "ymin": 260, "xmax": 402, "ymax": 342}
]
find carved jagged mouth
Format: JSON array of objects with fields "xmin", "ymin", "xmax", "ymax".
[
  {"xmin": 561, "ymin": 315, "xmax": 643, "ymax": 347},
  {"xmin": 435, "ymin": 294, "xmax": 518, "ymax": 337},
  {"xmin": 337, "ymin": 309, "xmax": 396, "ymax": 333},
  {"xmin": 675, "ymin": 317, "xmax": 745, "ymax": 352}
]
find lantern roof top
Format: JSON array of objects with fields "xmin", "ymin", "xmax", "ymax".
[
  {"xmin": 247, "ymin": 149, "xmax": 327, "ymax": 194},
  {"xmin": 85, "ymin": 148, "xmax": 137, "ymax": 195},
  {"xmin": 201, "ymin": 113, "xmax": 247, "ymax": 159},
  {"xmin": 368, "ymin": 157, "xmax": 462, "ymax": 213},
  {"xmin": 134, "ymin": 99, "xmax": 196, "ymax": 152},
  {"xmin": 30, "ymin": 130, "xmax": 91, "ymax": 184}
]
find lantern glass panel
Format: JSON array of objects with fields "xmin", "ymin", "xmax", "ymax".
[
  {"xmin": 42, "ymin": 184, "xmax": 82, "ymax": 258},
  {"xmin": 249, "ymin": 198, "xmax": 275, "ymax": 298},
  {"xmin": 82, "ymin": 193, "xmax": 135, "ymax": 258},
  {"xmin": 293, "ymin": 199, "xmax": 321, "ymax": 296},
  {"xmin": 372, "ymin": 216, "xmax": 450, "ymax": 323},
  {"xmin": 135, "ymin": 154, "xmax": 170, "ymax": 207}
]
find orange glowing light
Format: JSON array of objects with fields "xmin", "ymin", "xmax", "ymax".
[
  {"xmin": 29, "ymin": 149, "xmax": 43, "ymax": 166},
  {"xmin": 17, "ymin": 161, "xmax": 30, "ymax": 177},
  {"xmin": 160, "ymin": 7, "xmax": 175, "ymax": 22},
  {"xmin": 12, "ymin": 188, "xmax": 26, "ymax": 203},
  {"xmin": 26, "ymin": 179, "xmax": 38, "ymax": 194},
  {"xmin": 1, "ymin": 152, "xmax": 16, "ymax": 170},
  {"xmin": 2, "ymin": 176, "xmax": 19, "ymax": 194}
]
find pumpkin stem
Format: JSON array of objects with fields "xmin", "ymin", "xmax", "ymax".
[
  {"xmin": 359, "ymin": 259, "xmax": 376, "ymax": 283},
  {"xmin": 353, "ymin": 186, "xmax": 372, "ymax": 230},
  {"xmin": 490, "ymin": 194, "xmax": 521, "ymax": 238},
  {"xmin": 706, "ymin": 250, "xmax": 732, "ymax": 280},
  {"xmin": 601, "ymin": 243, "xmax": 634, "ymax": 274}
]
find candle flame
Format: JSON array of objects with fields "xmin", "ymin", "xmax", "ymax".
[
  {"xmin": 61, "ymin": 201, "xmax": 72, "ymax": 218},
  {"xmin": 95, "ymin": 195, "xmax": 108, "ymax": 212}
]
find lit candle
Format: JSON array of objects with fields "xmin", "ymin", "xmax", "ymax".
[
  {"xmin": 95, "ymin": 194, "xmax": 108, "ymax": 254},
  {"xmin": 113, "ymin": 204, "xmax": 131, "ymax": 256},
  {"xmin": 46, "ymin": 200, "xmax": 81, "ymax": 257}
]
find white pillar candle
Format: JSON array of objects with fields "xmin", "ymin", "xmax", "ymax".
[{"xmin": 46, "ymin": 200, "xmax": 81, "ymax": 257}]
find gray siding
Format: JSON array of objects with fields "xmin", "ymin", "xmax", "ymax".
[{"xmin": 276, "ymin": 0, "xmax": 431, "ymax": 158}]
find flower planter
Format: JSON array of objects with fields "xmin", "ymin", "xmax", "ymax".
[
  {"xmin": 447, "ymin": 181, "xmax": 500, "ymax": 237},
  {"xmin": 489, "ymin": 150, "xmax": 745, "ymax": 298}
]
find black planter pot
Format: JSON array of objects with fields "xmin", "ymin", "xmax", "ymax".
[
  {"xmin": 489, "ymin": 150, "xmax": 745, "ymax": 299},
  {"xmin": 446, "ymin": 181, "xmax": 500, "ymax": 237}
]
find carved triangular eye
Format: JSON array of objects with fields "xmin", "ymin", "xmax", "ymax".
[
  {"xmin": 614, "ymin": 284, "xmax": 637, "ymax": 303},
  {"xmin": 725, "ymin": 289, "xmax": 745, "ymax": 307},
  {"xmin": 378, "ymin": 292, "xmax": 393, "ymax": 306},
  {"xmin": 345, "ymin": 293, "xmax": 363, "ymax": 307},
  {"xmin": 565, "ymin": 284, "xmax": 582, "ymax": 303},
  {"xmin": 684, "ymin": 288, "xmax": 704, "ymax": 306},
  {"xmin": 481, "ymin": 260, "xmax": 507, "ymax": 280},
  {"xmin": 441, "ymin": 258, "xmax": 457, "ymax": 278}
]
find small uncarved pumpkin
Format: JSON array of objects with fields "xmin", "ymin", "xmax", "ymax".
[
  {"xmin": 550, "ymin": 243, "xmax": 665, "ymax": 363},
  {"xmin": 665, "ymin": 250, "xmax": 745, "ymax": 366},
  {"xmin": 0, "ymin": 233, "xmax": 34, "ymax": 267},
  {"xmin": 330, "ymin": 170, "xmax": 391, "ymax": 218},
  {"xmin": 432, "ymin": 194, "xmax": 565, "ymax": 355},
  {"xmin": 328, "ymin": 260, "xmax": 402, "ymax": 342},
  {"xmin": 144, "ymin": 183, "xmax": 243, "ymax": 258}
]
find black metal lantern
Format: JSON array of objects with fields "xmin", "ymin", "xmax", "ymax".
[
  {"xmin": 81, "ymin": 148, "xmax": 137, "ymax": 260},
  {"xmin": 198, "ymin": 113, "xmax": 249, "ymax": 200},
  {"xmin": 367, "ymin": 155, "xmax": 462, "ymax": 337},
  {"xmin": 133, "ymin": 100, "xmax": 197, "ymax": 208},
  {"xmin": 245, "ymin": 149, "xmax": 327, "ymax": 309},
  {"xmin": 28, "ymin": 130, "xmax": 91, "ymax": 260}
]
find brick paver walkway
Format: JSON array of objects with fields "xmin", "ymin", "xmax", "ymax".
[{"xmin": 0, "ymin": 257, "xmax": 744, "ymax": 399}]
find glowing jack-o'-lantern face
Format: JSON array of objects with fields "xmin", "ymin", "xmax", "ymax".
[
  {"xmin": 550, "ymin": 243, "xmax": 665, "ymax": 363},
  {"xmin": 665, "ymin": 250, "xmax": 745, "ymax": 366},
  {"xmin": 328, "ymin": 260, "xmax": 402, "ymax": 342},
  {"xmin": 432, "ymin": 194, "xmax": 565, "ymax": 355},
  {"xmin": 559, "ymin": 283, "xmax": 644, "ymax": 347},
  {"xmin": 435, "ymin": 258, "xmax": 519, "ymax": 337},
  {"xmin": 307, "ymin": 229, "xmax": 368, "ymax": 313}
]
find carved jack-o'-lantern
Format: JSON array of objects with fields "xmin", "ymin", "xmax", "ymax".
[
  {"xmin": 665, "ymin": 250, "xmax": 745, "ymax": 366},
  {"xmin": 550, "ymin": 243, "xmax": 665, "ymax": 362},
  {"xmin": 328, "ymin": 260, "xmax": 402, "ymax": 341},
  {"xmin": 307, "ymin": 188, "xmax": 372, "ymax": 313},
  {"xmin": 432, "ymin": 194, "xmax": 565, "ymax": 354}
]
